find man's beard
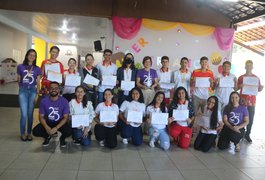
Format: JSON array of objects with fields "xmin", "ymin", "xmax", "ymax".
[{"xmin": 50, "ymin": 92, "xmax": 58, "ymax": 97}]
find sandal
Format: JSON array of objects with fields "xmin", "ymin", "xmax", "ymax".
[
  {"xmin": 20, "ymin": 134, "xmax": 27, "ymax": 141},
  {"xmin": 27, "ymin": 134, "xmax": 33, "ymax": 141},
  {"xmin": 235, "ymin": 144, "xmax": 240, "ymax": 152}
]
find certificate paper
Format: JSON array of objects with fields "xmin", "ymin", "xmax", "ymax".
[
  {"xmin": 71, "ymin": 114, "xmax": 90, "ymax": 128},
  {"xmin": 195, "ymin": 77, "xmax": 210, "ymax": 88},
  {"xmin": 47, "ymin": 70, "xmax": 62, "ymax": 83},
  {"xmin": 159, "ymin": 82, "xmax": 175, "ymax": 89},
  {"xmin": 243, "ymin": 77, "xmax": 259, "ymax": 86},
  {"xmin": 121, "ymin": 81, "xmax": 135, "ymax": 91},
  {"xmin": 65, "ymin": 74, "xmax": 81, "ymax": 87},
  {"xmin": 242, "ymin": 85, "xmax": 258, "ymax": 95},
  {"xmin": 127, "ymin": 110, "xmax": 143, "ymax": 123},
  {"xmin": 45, "ymin": 63, "xmax": 60, "ymax": 75},
  {"xmin": 151, "ymin": 112, "xmax": 169, "ymax": 125},
  {"xmin": 219, "ymin": 78, "xmax": 234, "ymax": 88},
  {"xmin": 83, "ymin": 74, "xmax": 100, "ymax": 86},
  {"xmin": 100, "ymin": 111, "xmax": 117, "ymax": 123},
  {"xmin": 172, "ymin": 110, "xmax": 189, "ymax": 121},
  {"xmin": 102, "ymin": 75, "xmax": 117, "ymax": 86}
]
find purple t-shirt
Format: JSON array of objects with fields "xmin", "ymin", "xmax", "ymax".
[
  {"xmin": 224, "ymin": 105, "xmax": 249, "ymax": 126},
  {"xmin": 136, "ymin": 68, "xmax": 158, "ymax": 87},
  {"xmin": 17, "ymin": 64, "xmax": 42, "ymax": 87},
  {"xmin": 39, "ymin": 96, "xmax": 70, "ymax": 122}
]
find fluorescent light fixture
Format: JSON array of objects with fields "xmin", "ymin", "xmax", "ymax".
[{"xmin": 72, "ymin": 33, "xmax": 77, "ymax": 39}]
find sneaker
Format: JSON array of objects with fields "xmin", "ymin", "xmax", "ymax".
[
  {"xmin": 149, "ymin": 140, "xmax": 155, "ymax": 148},
  {"xmin": 245, "ymin": 135, "xmax": 252, "ymax": 143},
  {"xmin": 42, "ymin": 136, "xmax": 51, "ymax": 147},
  {"xmin": 99, "ymin": 140, "xmax": 104, "ymax": 147},
  {"xmin": 235, "ymin": 144, "xmax": 240, "ymax": 152},
  {"xmin": 60, "ymin": 137, "xmax": 67, "ymax": 147},
  {"xmin": 122, "ymin": 138, "xmax": 128, "ymax": 144},
  {"xmin": 20, "ymin": 134, "xmax": 27, "ymax": 142},
  {"xmin": 73, "ymin": 140, "xmax": 81, "ymax": 146},
  {"xmin": 52, "ymin": 132, "xmax": 58, "ymax": 137}
]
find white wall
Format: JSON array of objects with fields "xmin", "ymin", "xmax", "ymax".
[
  {"xmin": 57, "ymin": 45, "xmax": 78, "ymax": 68},
  {"xmin": 0, "ymin": 23, "xmax": 27, "ymax": 64}
]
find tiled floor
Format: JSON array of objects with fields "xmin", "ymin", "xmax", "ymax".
[{"xmin": 1, "ymin": 107, "xmax": 265, "ymax": 180}]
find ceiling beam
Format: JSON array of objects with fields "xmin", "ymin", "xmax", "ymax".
[{"xmin": 234, "ymin": 40, "xmax": 264, "ymax": 56}]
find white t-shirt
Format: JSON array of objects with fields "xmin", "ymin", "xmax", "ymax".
[
  {"xmin": 173, "ymin": 69, "xmax": 191, "ymax": 95},
  {"xmin": 215, "ymin": 73, "xmax": 236, "ymax": 105},
  {"xmin": 95, "ymin": 102, "xmax": 119, "ymax": 128},
  {"xmin": 97, "ymin": 62, "xmax": 117, "ymax": 92},
  {"xmin": 63, "ymin": 70, "xmax": 80, "ymax": 94},
  {"xmin": 146, "ymin": 105, "xmax": 168, "ymax": 130},
  {"xmin": 156, "ymin": 69, "xmax": 173, "ymax": 98},
  {"xmin": 200, "ymin": 106, "xmax": 222, "ymax": 135},
  {"xmin": 120, "ymin": 100, "xmax": 146, "ymax": 127},
  {"xmin": 69, "ymin": 99, "xmax": 95, "ymax": 127},
  {"xmin": 173, "ymin": 101, "xmax": 190, "ymax": 127}
]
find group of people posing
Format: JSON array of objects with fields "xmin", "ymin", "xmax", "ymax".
[{"xmin": 17, "ymin": 46, "xmax": 263, "ymax": 152}]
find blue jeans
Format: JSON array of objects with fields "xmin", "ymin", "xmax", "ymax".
[
  {"xmin": 72, "ymin": 128, "xmax": 91, "ymax": 146},
  {"xmin": 117, "ymin": 120, "xmax": 143, "ymax": 146},
  {"xmin": 19, "ymin": 86, "xmax": 37, "ymax": 135},
  {"xmin": 149, "ymin": 127, "xmax": 170, "ymax": 150}
]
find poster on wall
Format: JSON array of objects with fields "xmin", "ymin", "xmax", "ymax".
[{"xmin": 112, "ymin": 17, "xmax": 234, "ymax": 75}]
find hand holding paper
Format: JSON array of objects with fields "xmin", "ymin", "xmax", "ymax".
[{"xmin": 100, "ymin": 110, "xmax": 117, "ymax": 123}]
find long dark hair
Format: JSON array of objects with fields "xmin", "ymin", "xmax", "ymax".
[
  {"xmin": 74, "ymin": 86, "xmax": 88, "ymax": 108},
  {"xmin": 208, "ymin": 96, "xmax": 219, "ymax": 129},
  {"xmin": 148, "ymin": 91, "xmax": 166, "ymax": 113},
  {"xmin": 122, "ymin": 53, "xmax": 135, "ymax": 69},
  {"xmin": 127, "ymin": 87, "xmax": 144, "ymax": 103},
  {"xmin": 224, "ymin": 91, "xmax": 241, "ymax": 116},
  {"xmin": 172, "ymin": 86, "xmax": 189, "ymax": 104},
  {"xmin": 23, "ymin": 49, "xmax": 37, "ymax": 66}
]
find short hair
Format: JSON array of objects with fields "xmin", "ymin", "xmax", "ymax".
[
  {"xmin": 245, "ymin": 60, "xmax": 253, "ymax": 65},
  {"xmin": 85, "ymin": 53, "xmax": 94, "ymax": 60},
  {"xmin": 200, "ymin": 56, "xmax": 208, "ymax": 62},
  {"xmin": 50, "ymin": 81, "xmax": 60, "ymax": 87},
  {"xmin": 222, "ymin": 61, "xmax": 231, "ymax": 66},
  {"xmin": 68, "ymin": 58, "xmax": 76, "ymax": 64},
  {"xmin": 103, "ymin": 49, "xmax": 112, "ymax": 55},
  {"xmin": 161, "ymin": 56, "xmax": 169, "ymax": 63},
  {"xmin": 50, "ymin": 46, "xmax": 60, "ymax": 52},
  {"xmin": 180, "ymin": 57, "xmax": 189, "ymax": 63},
  {"xmin": 142, "ymin": 56, "xmax": 152, "ymax": 65}
]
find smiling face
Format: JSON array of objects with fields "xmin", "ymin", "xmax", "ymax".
[
  {"xmin": 207, "ymin": 97, "xmax": 216, "ymax": 110},
  {"xmin": 222, "ymin": 63, "xmax": 231, "ymax": 74},
  {"xmin": 49, "ymin": 83, "xmax": 60, "ymax": 97},
  {"xmin": 75, "ymin": 87, "xmax": 85, "ymax": 100},
  {"xmin": 104, "ymin": 90, "xmax": 113, "ymax": 102},
  {"xmin": 245, "ymin": 62, "xmax": 253, "ymax": 72},
  {"xmin": 231, "ymin": 93, "xmax": 240, "ymax": 106},
  {"xmin": 68, "ymin": 59, "xmax": 76, "ymax": 70},
  {"xmin": 143, "ymin": 59, "xmax": 152, "ymax": 69},
  {"xmin": 86, "ymin": 55, "xmax": 94, "ymax": 66},
  {"xmin": 177, "ymin": 89, "xmax": 186, "ymax": 101},
  {"xmin": 27, "ymin": 51, "xmax": 36, "ymax": 64},
  {"xmin": 155, "ymin": 93, "xmax": 164, "ymax": 105},
  {"xmin": 180, "ymin": 59, "xmax": 189, "ymax": 70},
  {"xmin": 200, "ymin": 59, "xmax": 208, "ymax": 70},
  {"xmin": 161, "ymin": 59, "xmax": 169, "ymax": 69},
  {"xmin": 50, "ymin": 48, "xmax": 59, "ymax": 59},
  {"xmin": 104, "ymin": 52, "xmax": 112, "ymax": 62},
  {"xmin": 132, "ymin": 89, "xmax": 140, "ymax": 101}
]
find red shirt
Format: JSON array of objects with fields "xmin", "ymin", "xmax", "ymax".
[
  {"xmin": 238, "ymin": 74, "xmax": 262, "ymax": 106},
  {"xmin": 191, "ymin": 69, "xmax": 214, "ymax": 79}
]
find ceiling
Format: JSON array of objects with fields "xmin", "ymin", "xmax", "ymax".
[{"xmin": 0, "ymin": 0, "xmax": 265, "ymax": 55}]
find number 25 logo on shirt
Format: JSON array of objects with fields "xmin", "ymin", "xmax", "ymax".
[{"xmin": 48, "ymin": 107, "xmax": 60, "ymax": 121}]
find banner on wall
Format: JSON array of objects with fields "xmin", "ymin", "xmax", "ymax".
[{"xmin": 112, "ymin": 17, "xmax": 234, "ymax": 74}]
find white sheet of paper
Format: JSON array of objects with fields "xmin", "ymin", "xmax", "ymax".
[
  {"xmin": 219, "ymin": 78, "xmax": 234, "ymax": 88},
  {"xmin": 242, "ymin": 85, "xmax": 258, "ymax": 95},
  {"xmin": 243, "ymin": 76, "xmax": 259, "ymax": 86},
  {"xmin": 173, "ymin": 110, "xmax": 189, "ymax": 121},
  {"xmin": 100, "ymin": 110, "xmax": 117, "ymax": 123},
  {"xmin": 83, "ymin": 74, "xmax": 100, "ymax": 86},
  {"xmin": 197, "ymin": 116, "xmax": 209, "ymax": 128},
  {"xmin": 45, "ymin": 63, "xmax": 60, "ymax": 75},
  {"xmin": 102, "ymin": 75, "xmax": 117, "ymax": 86},
  {"xmin": 159, "ymin": 82, "xmax": 175, "ymax": 89},
  {"xmin": 151, "ymin": 112, "xmax": 169, "ymax": 125},
  {"xmin": 71, "ymin": 114, "xmax": 91, "ymax": 128},
  {"xmin": 195, "ymin": 77, "xmax": 210, "ymax": 88},
  {"xmin": 127, "ymin": 110, "xmax": 143, "ymax": 123},
  {"xmin": 121, "ymin": 81, "xmax": 135, "ymax": 91},
  {"xmin": 65, "ymin": 74, "xmax": 81, "ymax": 87},
  {"xmin": 47, "ymin": 70, "xmax": 62, "ymax": 83}
]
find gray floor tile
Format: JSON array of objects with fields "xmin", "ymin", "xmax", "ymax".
[
  {"xmin": 77, "ymin": 170, "xmax": 113, "ymax": 180},
  {"xmin": 38, "ymin": 170, "xmax": 78, "ymax": 180},
  {"xmin": 240, "ymin": 167, "xmax": 265, "ymax": 180},
  {"xmin": 113, "ymin": 157, "xmax": 145, "ymax": 171},
  {"xmin": 148, "ymin": 170, "xmax": 184, "ymax": 180},
  {"xmin": 114, "ymin": 171, "xmax": 149, "ymax": 180},
  {"xmin": 180, "ymin": 169, "xmax": 219, "ymax": 180},
  {"xmin": 0, "ymin": 152, "xmax": 21, "ymax": 169},
  {"xmin": 44, "ymin": 154, "xmax": 81, "ymax": 170},
  {"xmin": 141, "ymin": 157, "xmax": 177, "ymax": 171},
  {"xmin": 0, "ymin": 169, "xmax": 41, "ymax": 180},
  {"xmin": 79, "ymin": 156, "xmax": 112, "ymax": 171},
  {"xmin": 211, "ymin": 168, "xmax": 252, "ymax": 180}
]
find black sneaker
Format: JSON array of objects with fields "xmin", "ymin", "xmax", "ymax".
[
  {"xmin": 42, "ymin": 136, "xmax": 51, "ymax": 147},
  {"xmin": 245, "ymin": 135, "xmax": 252, "ymax": 143},
  {"xmin": 73, "ymin": 140, "xmax": 81, "ymax": 146},
  {"xmin": 60, "ymin": 137, "xmax": 67, "ymax": 147}
]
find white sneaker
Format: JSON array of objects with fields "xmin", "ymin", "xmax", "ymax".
[
  {"xmin": 99, "ymin": 140, "xmax": 104, "ymax": 147},
  {"xmin": 149, "ymin": 140, "xmax": 155, "ymax": 148},
  {"xmin": 122, "ymin": 138, "xmax": 128, "ymax": 144}
]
